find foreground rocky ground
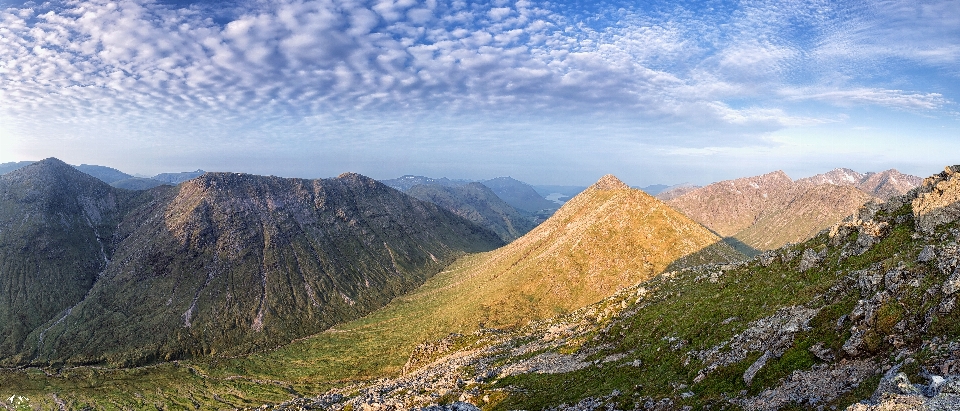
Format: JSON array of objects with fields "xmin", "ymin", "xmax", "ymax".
[{"xmin": 256, "ymin": 166, "xmax": 960, "ymax": 411}]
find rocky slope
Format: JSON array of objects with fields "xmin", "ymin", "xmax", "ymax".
[
  {"xmin": 264, "ymin": 165, "xmax": 960, "ymax": 411},
  {"xmin": 0, "ymin": 161, "xmax": 504, "ymax": 367},
  {"xmin": 667, "ymin": 170, "xmax": 879, "ymax": 254},
  {"xmin": 798, "ymin": 168, "xmax": 922, "ymax": 199},
  {"xmin": 407, "ymin": 183, "xmax": 537, "ymax": 242}
]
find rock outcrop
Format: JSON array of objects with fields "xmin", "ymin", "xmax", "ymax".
[{"xmin": 912, "ymin": 165, "xmax": 960, "ymax": 234}]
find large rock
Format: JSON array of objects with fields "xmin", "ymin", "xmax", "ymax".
[{"xmin": 913, "ymin": 166, "xmax": 960, "ymax": 234}]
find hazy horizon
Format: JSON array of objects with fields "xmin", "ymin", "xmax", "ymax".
[{"xmin": 2, "ymin": 0, "xmax": 958, "ymax": 186}]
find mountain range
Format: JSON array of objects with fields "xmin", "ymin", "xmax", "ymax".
[
  {"xmin": 0, "ymin": 161, "xmax": 939, "ymax": 410},
  {"xmin": 0, "ymin": 160, "xmax": 206, "ymax": 190},
  {"xmin": 0, "ymin": 158, "xmax": 504, "ymax": 367},
  {"xmin": 261, "ymin": 165, "xmax": 960, "ymax": 411},
  {"xmin": 664, "ymin": 168, "xmax": 920, "ymax": 255}
]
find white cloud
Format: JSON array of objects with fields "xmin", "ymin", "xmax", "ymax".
[{"xmin": 783, "ymin": 88, "xmax": 950, "ymax": 110}]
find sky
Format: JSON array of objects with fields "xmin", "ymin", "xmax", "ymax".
[{"xmin": 1, "ymin": 0, "xmax": 958, "ymax": 186}]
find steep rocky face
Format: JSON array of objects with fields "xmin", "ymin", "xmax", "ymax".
[
  {"xmin": 2, "ymin": 167, "xmax": 503, "ymax": 367},
  {"xmin": 407, "ymin": 182, "xmax": 537, "ymax": 243},
  {"xmin": 0, "ymin": 159, "xmax": 137, "ymax": 363},
  {"xmin": 668, "ymin": 170, "xmax": 879, "ymax": 254}
]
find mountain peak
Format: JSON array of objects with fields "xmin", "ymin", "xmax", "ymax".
[{"xmin": 590, "ymin": 174, "xmax": 629, "ymax": 190}]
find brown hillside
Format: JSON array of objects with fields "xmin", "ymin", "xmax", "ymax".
[{"xmin": 668, "ymin": 170, "xmax": 880, "ymax": 253}]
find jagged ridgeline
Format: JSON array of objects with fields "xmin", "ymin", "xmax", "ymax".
[{"xmin": 0, "ymin": 158, "xmax": 503, "ymax": 366}]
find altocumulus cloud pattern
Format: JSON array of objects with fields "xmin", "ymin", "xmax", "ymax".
[{"xmin": 0, "ymin": 0, "xmax": 958, "ymax": 180}]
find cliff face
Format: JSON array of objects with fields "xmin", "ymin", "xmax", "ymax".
[{"xmin": 0, "ymin": 161, "xmax": 503, "ymax": 366}]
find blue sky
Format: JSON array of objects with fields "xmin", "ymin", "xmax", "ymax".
[{"xmin": 1, "ymin": 0, "xmax": 958, "ymax": 186}]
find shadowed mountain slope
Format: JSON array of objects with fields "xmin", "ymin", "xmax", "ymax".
[
  {"xmin": 0, "ymin": 165, "xmax": 503, "ymax": 367},
  {"xmin": 0, "ymin": 159, "xmax": 146, "ymax": 362},
  {"xmin": 481, "ymin": 176, "xmax": 560, "ymax": 214},
  {"xmin": 407, "ymin": 182, "xmax": 537, "ymax": 243}
]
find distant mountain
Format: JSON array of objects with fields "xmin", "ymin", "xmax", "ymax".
[
  {"xmin": 797, "ymin": 167, "xmax": 921, "ymax": 199},
  {"xmin": 73, "ymin": 164, "xmax": 133, "ymax": 184},
  {"xmin": 0, "ymin": 161, "xmax": 35, "ymax": 175},
  {"xmin": 532, "ymin": 184, "xmax": 587, "ymax": 197},
  {"xmin": 638, "ymin": 183, "xmax": 669, "ymax": 195},
  {"xmin": 407, "ymin": 183, "xmax": 536, "ymax": 242},
  {"xmin": 0, "ymin": 160, "xmax": 503, "ymax": 366},
  {"xmin": 666, "ymin": 170, "xmax": 876, "ymax": 254},
  {"xmin": 152, "ymin": 170, "xmax": 205, "ymax": 184},
  {"xmin": 654, "ymin": 183, "xmax": 701, "ymax": 200},
  {"xmin": 481, "ymin": 177, "xmax": 559, "ymax": 214},
  {"xmin": 110, "ymin": 177, "xmax": 170, "ymax": 190},
  {"xmin": 379, "ymin": 175, "xmax": 473, "ymax": 192}
]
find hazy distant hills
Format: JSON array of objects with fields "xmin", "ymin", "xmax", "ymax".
[
  {"xmin": 664, "ymin": 168, "xmax": 920, "ymax": 255},
  {"xmin": 380, "ymin": 175, "xmax": 472, "ymax": 191},
  {"xmin": 654, "ymin": 183, "xmax": 701, "ymax": 200},
  {"xmin": 0, "ymin": 159, "xmax": 503, "ymax": 366},
  {"xmin": 382, "ymin": 175, "xmax": 559, "ymax": 237},
  {"xmin": 151, "ymin": 170, "xmax": 206, "ymax": 184},
  {"xmin": 407, "ymin": 183, "xmax": 537, "ymax": 243},
  {"xmin": 480, "ymin": 177, "xmax": 559, "ymax": 215},
  {"xmin": 0, "ymin": 161, "xmax": 34, "ymax": 175},
  {"xmin": 0, "ymin": 161, "xmax": 210, "ymax": 190}
]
